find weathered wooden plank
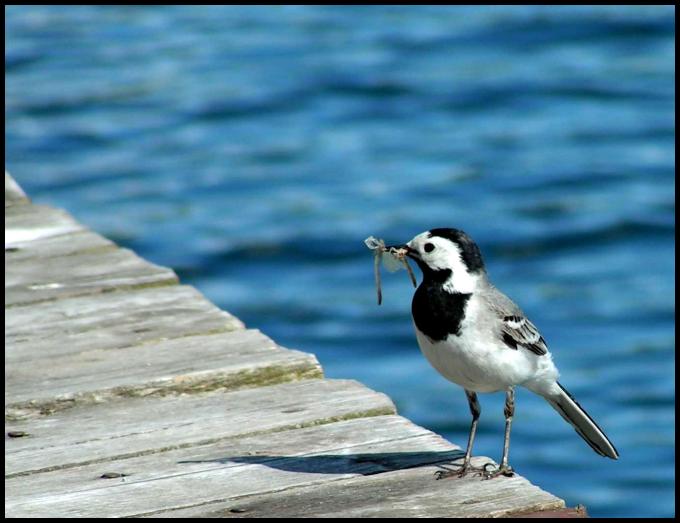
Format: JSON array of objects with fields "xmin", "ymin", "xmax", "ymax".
[
  {"xmin": 6, "ymin": 285, "xmax": 244, "ymax": 361},
  {"xmin": 5, "ymin": 246, "xmax": 179, "ymax": 306},
  {"xmin": 5, "ymin": 416, "xmax": 460, "ymax": 515},
  {"xmin": 4, "ymin": 416, "xmax": 495, "ymax": 518},
  {"xmin": 151, "ymin": 462, "xmax": 564, "ymax": 519},
  {"xmin": 5, "ymin": 379, "xmax": 395, "ymax": 477},
  {"xmin": 509, "ymin": 505, "xmax": 588, "ymax": 518},
  {"xmin": 5, "ymin": 329, "xmax": 322, "ymax": 416},
  {"xmin": 3, "ymin": 174, "xmax": 569, "ymax": 518},
  {"xmin": 5, "ymin": 171, "xmax": 28, "ymax": 207},
  {"xmin": 6, "ymin": 229, "xmax": 115, "ymax": 262},
  {"xmin": 5, "ymin": 203, "xmax": 84, "ymax": 246},
  {"xmin": 5, "ymin": 410, "xmax": 563, "ymax": 519}
]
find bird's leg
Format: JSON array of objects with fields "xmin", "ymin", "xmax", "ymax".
[
  {"xmin": 484, "ymin": 386, "xmax": 516, "ymax": 479},
  {"xmin": 435, "ymin": 390, "xmax": 487, "ymax": 479}
]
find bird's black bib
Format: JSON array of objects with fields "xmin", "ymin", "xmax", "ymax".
[{"xmin": 412, "ymin": 268, "xmax": 471, "ymax": 342}]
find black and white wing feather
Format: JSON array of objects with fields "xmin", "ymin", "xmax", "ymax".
[
  {"xmin": 480, "ymin": 283, "xmax": 549, "ymax": 356},
  {"xmin": 500, "ymin": 314, "xmax": 548, "ymax": 356}
]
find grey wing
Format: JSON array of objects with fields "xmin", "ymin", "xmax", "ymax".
[
  {"xmin": 500, "ymin": 314, "xmax": 548, "ymax": 356},
  {"xmin": 481, "ymin": 284, "xmax": 549, "ymax": 356}
]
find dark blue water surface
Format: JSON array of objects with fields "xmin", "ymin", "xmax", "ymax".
[{"xmin": 6, "ymin": 6, "xmax": 675, "ymax": 517}]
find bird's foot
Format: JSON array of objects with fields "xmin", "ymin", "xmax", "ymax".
[
  {"xmin": 481, "ymin": 462, "xmax": 514, "ymax": 479},
  {"xmin": 434, "ymin": 461, "xmax": 487, "ymax": 480}
]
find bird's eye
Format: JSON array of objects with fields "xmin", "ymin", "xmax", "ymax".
[{"xmin": 424, "ymin": 243, "xmax": 435, "ymax": 253}]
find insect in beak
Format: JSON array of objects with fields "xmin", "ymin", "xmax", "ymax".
[
  {"xmin": 365, "ymin": 237, "xmax": 418, "ymax": 305},
  {"xmin": 386, "ymin": 244, "xmax": 418, "ymax": 260}
]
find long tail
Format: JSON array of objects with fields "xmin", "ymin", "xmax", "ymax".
[{"xmin": 545, "ymin": 382, "xmax": 619, "ymax": 459}]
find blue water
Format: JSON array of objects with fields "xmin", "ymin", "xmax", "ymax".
[{"xmin": 5, "ymin": 6, "xmax": 675, "ymax": 517}]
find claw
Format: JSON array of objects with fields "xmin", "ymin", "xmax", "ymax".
[
  {"xmin": 434, "ymin": 462, "xmax": 488, "ymax": 480},
  {"xmin": 482, "ymin": 463, "xmax": 515, "ymax": 479}
]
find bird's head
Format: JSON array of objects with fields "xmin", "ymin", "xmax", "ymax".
[{"xmin": 389, "ymin": 228, "xmax": 486, "ymax": 293}]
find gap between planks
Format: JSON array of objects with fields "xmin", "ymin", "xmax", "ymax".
[
  {"xmin": 6, "ymin": 414, "xmax": 563, "ymax": 518},
  {"xmin": 6, "ymin": 378, "xmax": 396, "ymax": 478}
]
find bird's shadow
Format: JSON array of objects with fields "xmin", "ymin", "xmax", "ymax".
[{"xmin": 179, "ymin": 449, "xmax": 464, "ymax": 476}]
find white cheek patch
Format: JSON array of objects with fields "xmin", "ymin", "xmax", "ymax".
[
  {"xmin": 427, "ymin": 250, "xmax": 450, "ymax": 270},
  {"xmin": 435, "ymin": 243, "xmax": 480, "ymax": 294},
  {"xmin": 409, "ymin": 233, "xmax": 482, "ymax": 294},
  {"xmin": 430, "ymin": 242, "xmax": 464, "ymax": 271}
]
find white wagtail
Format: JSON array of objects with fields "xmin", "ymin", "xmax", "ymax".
[{"xmin": 386, "ymin": 228, "xmax": 618, "ymax": 479}]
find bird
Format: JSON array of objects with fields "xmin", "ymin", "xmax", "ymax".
[{"xmin": 386, "ymin": 227, "xmax": 618, "ymax": 479}]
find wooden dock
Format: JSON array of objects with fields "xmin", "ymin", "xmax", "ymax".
[{"xmin": 5, "ymin": 172, "xmax": 573, "ymax": 518}]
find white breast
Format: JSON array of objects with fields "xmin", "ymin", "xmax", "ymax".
[{"xmin": 412, "ymin": 295, "xmax": 559, "ymax": 393}]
